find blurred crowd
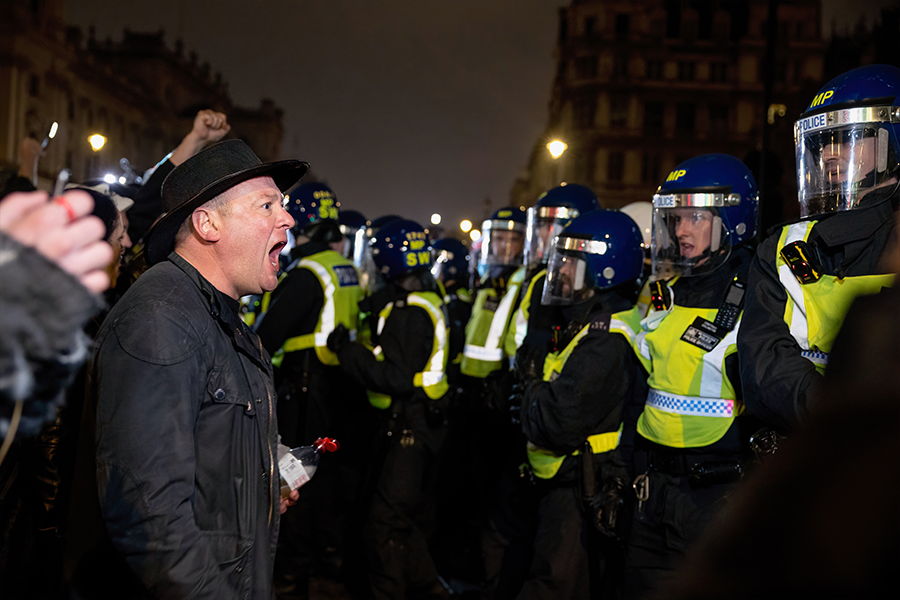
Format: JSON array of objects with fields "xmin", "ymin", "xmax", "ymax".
[{"xmin": 0, "ymin": 64, "xmax": 897, "ymax": 600}]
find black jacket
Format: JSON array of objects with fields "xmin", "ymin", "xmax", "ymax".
[
  {"xmin": 336, "ymin": 285, "xmax": 440, "ymax": 411},
  {"xmin": 521, "ymin": 292, "xmax": 647, "ymax": 482},
  {"xmin": 67, "ymin": 252, "xmax": 280, "ymax": 599},
  {"xmin": 738, "ymin": 195, "xmax": 898, "ymax": 432}
]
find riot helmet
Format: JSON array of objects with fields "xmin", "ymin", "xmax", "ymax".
[
  {"xmin": 524, "ymin": 183, "xmax": 600, "ymax": 270},
  {"xmin": 795, "ymin": 64, "xmax": 900, "ymax": 217},
  {"xmin": 431, "ymin": 238, "xmax": 470, "ymax": 286},
  {"xmin": 370, "ymin": 219, "xmax": 432, "ymax": 283},
  {"xmin": 651, "ymin": 154, "xmax": 758, "ymax": 279},
  {"xmin": 542, "ymin": 209, "xmax": 644, "ymax": 306},
  {"xmin": 479, "ymin": 206, "xmax": 527, "ymax": 268},
  {"xmin": 286, "ymin": 181, "xmax": 342, "ymax": 244}
]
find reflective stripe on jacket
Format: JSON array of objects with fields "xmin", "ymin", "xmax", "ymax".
[
  {"xmin": 634, "ymin": 287, "xmax": 743, "ymax": 449},
  {"xmin": 369, "ymin": 291, "xmax": 450, "ymax": 404},
  {"xmin": 461, "ymin": 269, "xmax": 523, "ymax": 377},
  {"xmin": 776, "ymin": 221, "xmax": 894, "ymax": 374},
  {"xmin": 504, "ymin": 267, "xmax": 543, "ymax": 359},
  {"xmin": 527, "ymin": 305, "xmax": 642, "ymax": 479},
  {"xmin": 275, "ymin": 251, "xmax": 362, "ymax": 366}
]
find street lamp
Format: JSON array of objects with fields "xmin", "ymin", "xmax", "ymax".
[
  {"xmin": 460, "ymin": 219, "xmax": 472, "ymax": 233},
  {"xmin": 431, "ymin": 213, "xmax": 442, "ymax": 225},
  {"xmin": 88, "ymin": 134, "xmax": 107, "ymax": 152},
  {"xmin": 547, "ymin": 140, "xmax": 567, "ymax": 159},
  {"xmin": 469, "ymin": 229, "xmax": 481, "ymax": 242}
]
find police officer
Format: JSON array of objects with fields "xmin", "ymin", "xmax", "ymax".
[
  {"xmin": 505, "ymin": 184, "xmax": 600, "ymax": 364},
  {"xmin": 622, "ymin": 154, "xmax": 760, "ymax": 598},
  {"xmin": 326, "ymin": 219, "xmax": 450, "ymax": 600},
  {"xmin": 515, "ymin": 209, "xmax": 647, "ymax": 599},
  {"xmin": 254, "ymin": 181, "xmax": 364, "ymax": 598},
  {"xmin": 738, "ymin": 64, "xmax": 900, "ymax": 433},
  {"xmin": 461, "ymin": 207, "xmax": 526, "ymax": 382},
  {"xmin": 431, "ymin": 237, "xmax": 473, "ymax": 379},
  {"xmin": 485, "ymin": 188, "xmax": 600, "ymax": 597}
]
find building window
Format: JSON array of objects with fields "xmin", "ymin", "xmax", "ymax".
[
  {"xmin": 646, "ymin": 59, "xmax": 663, "ymax": 80},
  {"xmin": 641, "ymin": 153, "xmax": 661, "ymax": 184},
  {"xmin": 676, "ymin": 103, "xmax": 696, "ymax": 132},
  {"xmin": 610, "ymin": 94, "xmax": 628, "ymax": 128},
  {"xmin": 584, "ymin": 17, "xmax": 596, "ymax": 37},
  {"xmin": 678, "ymin": 61, "xmax": 695, "ymax": 81},
  {"xmin": 573, "ymin": 95, "xmax": 597, "ymax": 128},
  {"xmin": 575, "ymin": 55, "xmax": 598, "ymax": 79},
  {"xmin": 709, "ymin": 104, "xmax": 729, "ymax": 133},
  {"xmin": 644, "ymin": 101, "xmax": 664, "ymax": 131},
  {"xmin": 710, "ymin": 62, "xmax": 728, "ymax": 83},
  {"xmin": 615, "ymin": 14, "xmax": 630, "ymax": 38},
  {"xmin": 608, "ymin": 152, "xmax": 624, "ymax": 183},
  {"xmin": 613, "ymin": 54, "xmax": 628, "ymax": 79}
]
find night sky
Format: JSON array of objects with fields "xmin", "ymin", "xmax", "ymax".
[
  {"xmin": 66, "ymin": 0, "xmax": 562, "ymax": 234},
  {"xmin": 66, "ymin": 0, "xmax": 895, "ymax": 235}
]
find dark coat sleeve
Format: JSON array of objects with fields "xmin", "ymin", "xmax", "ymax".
[
  {"xmin": 254, "ymin": 268, "xmax": 323, "ymax": 356},
  {"xmin": 337, "ymin": 304, "xmax": 434, "ymax": 399},
  {"xmin": 737, "ymin": 235, "xmax": 821, "ymax": 432},
  {"xmin": 0, "ymin": 235, "xmax": 102, "ymax": 437},
  {"xmin": 521, "ymin": 332, "xmax": 637, "ymax": 456}
]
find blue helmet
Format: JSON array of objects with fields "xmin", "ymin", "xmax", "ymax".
[
  {"xmin": 431, "ymin": 238, "xmax": 470, "ymax": 284},
  {"xmin": 480, "ymin": 206, "xmax": 527, "ymax": 267},
  {"xmin": 795, "ymin": 64, "xmax": 900, "ymax": 217},
  {"xmin": 339, "ymin": 209, "xmax": 369, "ymax": 230},
  {"xmin": 542, "ymin": 209, "xmax": 644, "ymax": 306},
  {"xmin": 525, "ymin": 184, "xmax": 601, "ymax": 268},
  {"xmin": 651, "ymin": 154, "xmax": 758, "ymax": 278},
  {"xmin": 370, "ymin": 219, "xmax": 432, "ymax": 281},
  {"xmin": 286, "ymin": 182, "xmax": 340, "ymax": 235}
]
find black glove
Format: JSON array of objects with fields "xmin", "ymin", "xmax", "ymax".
[{"xmin": 326, "ymin": 324, "xmax": 351, "ymax": 354}]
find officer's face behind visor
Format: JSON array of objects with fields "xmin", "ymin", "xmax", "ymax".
[
  {"xmin": 542, "ymin": 242, "xmax": 594, "ymax": 306},
  {"xmin": 524, "ymin": 206, "xmax": 578, "ymax": 268},
  {"xmin": 797, "ymin": 119, "xmax": 899, "ymax": 218},
  {"xmin": 652, "ymin": 202, "xmax": 731, "ymax": 279},
  {"xmin": 480, "ymin": 221, "xmax": 525, "ymax": 267}
]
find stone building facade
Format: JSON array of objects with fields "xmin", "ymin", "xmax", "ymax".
[
  {"xmin": 0, "ymin": 0, "xmax": 284, "ymax": 190},
  {"xmin": 510, "ymin": 0, "xmax": 825, "ymax": 225}
]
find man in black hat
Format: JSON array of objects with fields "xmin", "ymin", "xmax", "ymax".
[{"xmin": 65, "ymin": 140, "xmax": 308, "ymax": 599}]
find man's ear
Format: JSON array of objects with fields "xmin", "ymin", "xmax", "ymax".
[{"xmin": 192, "ymin": 208, "xmax": 222, "ymax": 242}]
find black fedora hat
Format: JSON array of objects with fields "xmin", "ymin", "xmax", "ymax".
[{"xmin": 145, "ymin": 139, "xmax": 309, "ymax": 265}]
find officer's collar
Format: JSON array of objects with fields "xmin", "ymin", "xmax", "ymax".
[
  {"xmin": 813, "ymin": 188, "xmax": 898, "ymax": 248},
  {"xmin": 289, "ymin": 240, "xmax": 330, "ymax": 262}
]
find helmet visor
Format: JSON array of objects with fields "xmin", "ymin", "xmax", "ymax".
[
  {"xmin": 795, "ymin": 107, "xmax": 899, "ymax": 217},
  {"xmin": 480, "ymin": 220, "xmax": 526, "ymax": 267},
  {"xmin": 430, "ymin": 248, "xmax": 460, "ymax": 283},
  {"xmin": 541, "ymin": 243, "xmax": 594, "ymax": 306},
  {"xmin": 524, "ymin": 205, "xmax": 580, "ymax": 268},
  {"xmin": 651, "ymin": 206, "xmax": 731, "ymax": 278}
]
